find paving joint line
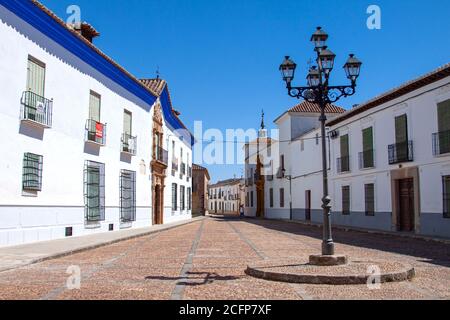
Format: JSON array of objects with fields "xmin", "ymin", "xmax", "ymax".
[
  {"xmin": 170, "ymin": 220, "xmax": 205, "ymax": 300},
  {"xmin": 226, "ymin": 221, "xmax": 267, "ymax": 260},
  {"xmin": 40, "ymin": 232, "xmax": 161, "ymax": 300}
]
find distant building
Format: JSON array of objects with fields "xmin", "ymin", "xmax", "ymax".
[
  {"xmin": 192, "ymin": 164, "xmax": 210, "ymax": 216},
  {"xmin": 208, "ymin": 178, "xmax": 244, "ymax": 215}
]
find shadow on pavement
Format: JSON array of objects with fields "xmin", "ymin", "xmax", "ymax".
[
  {"xmin": 145, "ymin": 271, "xmax": 241, "ymax": 286},
  {"xmin": 216, "ymin": 216, "xmax": 450, "ymax": 268}
]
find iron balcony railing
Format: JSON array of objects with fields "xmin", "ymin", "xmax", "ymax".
[
  {"xmin": 85, "ymin": 119, "xmax": 106, "ymax": 145},
  {"xmin": 21, "ymin": 91, "xmax": 53, "ymax": 127},
  {"xmin": 388, "ymin": 141, "xmax": 414, "ymax": 164},
  {"xmin": 121, "ymin": 133, "xmax": 137, "ymax": 155},
  {"xmin": 266, "ymin": 174, "xmax": 274, "ymax": 181},
  {"xmin": 432, "ymin": 130, "xmax": 450, "ymax": 156},
  {"xmin": 358, "ymin": 149, "xmax": 375, "ymax": 169},
  {"xmin": 336, "ymin": 156, "xmax": 351, "ymax": 173},
  {"xmin": 276, "ymin": 167, "xmax": 284, "ymax": 179},
  {"xmin": 155, "ymin": 146, "xmax": 168, "ymax": 165},
  {"xmin": 180, "ymin": 163, "xmax": 186, "ymax": 176}
]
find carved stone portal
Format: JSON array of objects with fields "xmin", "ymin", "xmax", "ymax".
[{"xmin": 151, "ymin": 103, "xmax": 167, "ymax": 225}]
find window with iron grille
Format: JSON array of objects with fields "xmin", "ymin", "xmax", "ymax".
[
  {"xmin": 246, "ymin": 192, "xmax": 249, "ymax": 207},
  {"xmin": 364, "ymin": 183, "xmax": 375, "ymax": 216},
  {"xmin": 342, "ymin": 186, "xmax": 350, "ymax": 215},
  {"xmin": 22, "ymin": 153, "xmax": 43, "ymax": 191},
  {"xmin": 120, "ymin": 170, "xmax": 136, "ymax": 222},
  {"xmin": 172, "ymin": 183, "xmax": 177, "ymax": 211},
  {"xmin": 443, "ymin": 176, "xmax": 450, "ymax": 218},
  {"xmin": 180, "ymin": 185, "xmax": 185, "ymax": 211},
  {"xmin": 187, "ymin": 187, "xmax": 192, "ymax": 210},
  {"xmin": 84, "ymin": 161, "xmax": 105, "ymax": 222},
  {"xmin": 280, "ymin": 188, "xmax": 285, "ymax": 208},
  {"xmin": 251, "ymin": 191, "xmax": 254, "ymax": 207}
]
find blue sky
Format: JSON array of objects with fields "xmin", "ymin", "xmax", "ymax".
[{"xmin": 41, "ymin": 0, "xmax": 450, "ymax": 183}]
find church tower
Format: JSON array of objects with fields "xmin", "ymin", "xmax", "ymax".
[{"xmin": 255, "ymin": 110, "xmax": 266, "ymax": 217}]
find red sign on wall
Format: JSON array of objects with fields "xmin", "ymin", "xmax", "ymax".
[{"xmin": 95, "ymin": 122, "xmax": 104, "ymax": 139}]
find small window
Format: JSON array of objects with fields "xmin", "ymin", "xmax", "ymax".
[
  {"xmin": 84, "ymin": 161, "xmax": 105, "ymax": 222},
  {"xmin": 342, "ymin": 186, "xmax": 350, "ymax": 215},
  {"xmin": 443, "ymin": 176, "xmax": 450, "ymax": 218},
  {"xmin": 187, "ymin": 187, "xmax": 192, "ymax": 211},
  {"xmin": 280, "ymin": 188, "xmax": 285, "ymax": 208},
  {"xmin": 269, "ymin": 188, "xmax": 274, "ymax": 208},
  {"xmin": 22, "ymin": 153, "xmax": 43, "ymax": 191},
  {"xmin": 120, "ymin": 170, "xmax": 136, "ymax": 222},
  {"xmin": 364, "ymin": 183, "xmax": 375, "ymax": 216},
  {"xmin": 180, "ymin": 185, "xmax": 186, "ymax": 211},
  {"xmin": 172, "ymin": 183, "xmax": 178, "ymax": 211}
]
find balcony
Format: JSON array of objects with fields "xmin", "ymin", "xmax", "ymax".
[
  {"xmin": 154, "ymin": 146, "xmax": 168, "ymax": 165},
  {"xmin": 276, "ymin": 167, "xmax": 284, "ymax": 179},
  {"xmin": 388, "ymin": 141, "xmax": 413, "ymax": 164},
  {"xmin": 20, "ymin": 91, "xmax": 53, "ymax": 128},
  {"xmin": 266, "ymin": 174, "xmax": 274, "ymax": 181},
  {"xmin": 85, "ymin": 119, "xmax": 106, "ymax": 145},
  {"xmin": 336, "ymin": 156, "xmax": 350, "ymax": 173},
  {"xmin": 358, "ymin": 150, "xmax": 375, "ymax": 169},
  {"xmin": 180, "ymin": 163, "xmax": 186, "ymax": 179},
  {"xmin": 432, "ymin": 130, "xmax": 450, "ymax": 156},
  {"xmin": 121, "ymin": 133, "xmax": 137, "ymax": 155}
]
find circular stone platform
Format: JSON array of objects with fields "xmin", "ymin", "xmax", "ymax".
[{"xmin": 245, "ymin": 259, "xmax": 415, "ymax": 285}]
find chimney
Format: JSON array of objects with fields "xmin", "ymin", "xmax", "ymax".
[{"xmin": 67, "ymin": 22, "xmax": 100, "ymax": 43}]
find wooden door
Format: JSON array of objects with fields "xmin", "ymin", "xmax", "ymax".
[
  {"xmin": 398, "ymin": 178, "xmax": 414, "ymax": 232},
  {"xmin": 305, "ymin": 190, "xmax": 311, "ymax": 221}
]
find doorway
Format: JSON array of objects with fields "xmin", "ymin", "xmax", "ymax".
[
  {"xmin": 398, "ymin": 178, "xmax": 414, "ymax": 232},
  {"xmin": 154, "ymin": 184, "xmax": 163, "ymax": 225},
  {"xmin": 305, "ymin": 190, "xmax": 311, "ymax": 221}
]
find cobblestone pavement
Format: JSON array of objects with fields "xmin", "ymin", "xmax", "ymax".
[{"xmin": 0, "ymin": 217, "xmax": 449, "ymax": 300}]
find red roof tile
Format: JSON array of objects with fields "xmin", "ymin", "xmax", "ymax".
[{"xmin": 288, "ymin": 101, "xmax": 346, "ymax": 114}]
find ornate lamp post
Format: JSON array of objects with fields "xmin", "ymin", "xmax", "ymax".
[{"xmin": 279, "ymin": 27, "xmax": 362, "ymax": 260}]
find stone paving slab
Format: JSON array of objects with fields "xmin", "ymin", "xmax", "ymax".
[{"xmin": 0, "ymin": 217, "xmax": 204, "ymax": 273}]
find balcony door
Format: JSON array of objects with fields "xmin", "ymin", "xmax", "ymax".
[
  {"xmin": 395, "ymin": 114, "xmax": 408, "ymax": 159},
  {"xmin": 27, "ymin": 56, "xmax": 45, "ymax": 97},
  {"xmin": 438, "ymin": 100, "xmax": 450, "ymax": 154}
]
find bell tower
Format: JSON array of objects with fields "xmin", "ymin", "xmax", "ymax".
[{"xmin": 256, "ymin": 110, "xmax": 266, "ymax": 218}]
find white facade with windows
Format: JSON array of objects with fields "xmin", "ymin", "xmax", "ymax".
[
  {"xmin": 245, "ymin": 63, "xmax": 450, "ymax": 239},
  {"xmin": 208, "ymin": 179, "xmax": 243, "ymax": 215},
  {"xmin": 0, "ymin": 2, "xmax": 192, "ymax": 247}
]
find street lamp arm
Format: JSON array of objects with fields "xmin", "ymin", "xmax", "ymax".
[
  {"xmin": 325, "ymin": 84, "xmax": 356, "ymax": 103},
  {"xmin": 287, "ymin": 83, "xmax": 356, "ymax": 104}
]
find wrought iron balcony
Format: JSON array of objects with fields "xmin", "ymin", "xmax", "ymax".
[
  {"xmin": 276, "ymin": 167, "xmax": 284, "ymax": 179},
  {"xmin": 388, "ymin": 141, "xmax": 413, "ymax": 164},
  {"xmin": 432, "ymin": 130, "xmax": 450, "ymax": 156},
  {"xmin": 358, "ymin": 149, "xmax": 375, "ymax": 169},
  {"xmin": 121, "ymin": 133, "xmax": 137, "ymax": 155},
  {"xmin": 155, "ymin": 146, "xmax": 168, "ymax": 165},
  {"xmin": 85, "ymin": 119, "xmax": 106, "ymax": 145},
  {"xmin": 336, "ymin": 156, "xmax": 350, "ymax": 173},
  {"xmin": 20, "ymin": 91, "xmax": 53, "ymax": 128},
  {"xmin": 266, "ymin": 174, "xmax": 274, "ymax": 181},
  {"xmin": 180, "ymin": 163, "xmax": 186, "ymax": 175}
]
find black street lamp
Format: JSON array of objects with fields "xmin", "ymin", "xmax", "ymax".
[{"xmin": 279, "ymin": 26, "xmax": 362, "ymax": 258}]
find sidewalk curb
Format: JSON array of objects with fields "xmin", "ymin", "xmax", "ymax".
[
  {"xmin": 0, "ymin": 216, "xmax": 206, "ymax": 273},
  {"xmin": 269, "ymin": 218, "xmax": 450, "ymax": 245}
]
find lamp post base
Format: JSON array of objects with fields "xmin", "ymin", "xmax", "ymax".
[{"xmin": 309, "ymin": 254, "xmax": 348, "ymax": 266}]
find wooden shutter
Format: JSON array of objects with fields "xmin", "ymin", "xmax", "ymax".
[
  {"xmin": 123, "ymin": 110, "xmax": 132, "ymax": 135},
  {"xmin": 89, "ymin": 91, "xmax": 101, "ymax": 122},
  {"xmin": 395, "ymin": 114, "xmax": 408, "ymax": 143},
  {"xmin": 362, "ymin": 127, "xmax": 374, "ymax": 167},
  {"xmin": 280, "ymin": 188, "xmax": 285, "ymax": 208},
  {"xmin": 27, "ymin": 56, "xmax": 45, "ymax": 96},
  {"xmin": 342, "ymin": 186, "xmax": 350, "ymax": 215},
  {"xmin": 365, "ymin": 184, "xmax": 375, "ymax": 216},
  {"xmin": 437, "ymin": 100, "xmax": 450, "ymax": 132},
  {"xmin": 340, "ymin": 134, "xmax": 349, "ymax": 157}
]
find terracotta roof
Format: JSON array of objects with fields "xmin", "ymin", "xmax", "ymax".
[
  {"xmin": 29, "ymin": 0, "xmax": 160, "ymax": 97},
  {"xmin": 209, "ymin": 178, "xmax": 242, "ymax": 188},
  {"xmin": 327, "ymin": 63, "xmax": 450, "ymax": 127},
  {"xmin": 288, "ymin": 101, "xmax": 346, "ymax": 114},
  {"xmin": 140, "ymin": 78, "xmax": 167, "ymax": 97}
]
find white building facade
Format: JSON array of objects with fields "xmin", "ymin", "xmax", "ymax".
[
  {"xmin": 0, "ymin": 1, "xmax": 192, "ymax": 247},
  {"xmin": 328, "ymin": 64, "xmax": 450, "ymax": 238},
  {"xmin": 208, "ymin": 179, "xmax": 244, "ymax": 215},
  {"xmin": 245, "ymin": 63, "xmax": 450, "ymax": 239}
]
